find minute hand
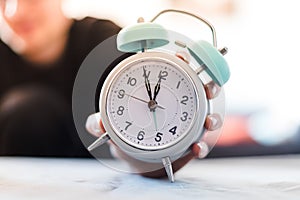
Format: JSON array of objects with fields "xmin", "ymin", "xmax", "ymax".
[{"xmin": 153, "ymin": 79, "xmax": 161, "ymax": 101}]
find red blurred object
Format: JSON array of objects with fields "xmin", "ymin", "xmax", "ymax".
[{"xmin": 217, "ymin": 115, "xmax": 256, "ymax": 147}]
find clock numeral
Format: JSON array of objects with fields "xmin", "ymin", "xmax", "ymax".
[
  {"xmin": 124, "ymin": 121, "xmax": 132, "ymax": 130},
  {"xmin": 155, "ymin": 132, "xmax": 163, "ymax": 142},
  {"xmin": 117, "ymin": 106, "xmax": 125, "ymax": 115},
  {"xmin": 127, "ymin": 77, "xmax": 137, "ymax": 86},
  {"xmin": 137, "ymin": 131, "xmax": 145, "ymax": 141},
  {"xmin": 158, "ymin": 70, "xmax": 168, "ymax": 81},
  {"xmin": 143, "ymin": 69, "xmax": 150, "ymax": 79},
  {"xmin": 180, "ymin": 112, "xmax": 188, "ymax": 121},
  {"xmin": 176, "ymin": 81, "xmax": 181, "ymax": 89},
  {"xmin": 117, "ymin": 89, "xmax": 125, "ymax": 99},
  {"xmin": 169, "ymin": 126, "xmax": 177, "ymax": 135},
  {"xmin": 180, "ymin": 95, "xmax": 189, "ymax": 105}
]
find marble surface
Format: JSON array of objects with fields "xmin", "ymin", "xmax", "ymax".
[{"xmin": 0, "ymin": 155, "xmax": 300, "ymax": 200}]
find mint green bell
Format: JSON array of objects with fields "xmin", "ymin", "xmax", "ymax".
[
  {"xmin": 188, "ymin": 40, "xmax": 230, "ymax": 86},
  {"xmin": 117, "ymin": 22, "xmax": 169, "ymax": 52}
]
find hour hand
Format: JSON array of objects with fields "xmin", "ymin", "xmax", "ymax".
[{"xmin": 143, "ymin": 66, "xmax": 152, "ymax": 100}]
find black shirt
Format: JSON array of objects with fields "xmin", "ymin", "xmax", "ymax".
[
  {"xmin": 0, "ymin": 17, "xmax": 120, "ymax": 156},
  {"xmin": 0, "ymin": 17, "xmax": 120, "ymax": 104}
]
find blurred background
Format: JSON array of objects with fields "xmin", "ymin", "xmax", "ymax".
[{"xmin": 1, "ymin": 0, "xmax": 300, "ymax": 156}]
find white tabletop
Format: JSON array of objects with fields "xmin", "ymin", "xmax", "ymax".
[{"xmin": 0, "ymin": 155, "xmax": 300, "ymax": 200}]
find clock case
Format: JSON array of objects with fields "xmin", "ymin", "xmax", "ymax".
[{"xmin": 90, "ymin": 10, "xmax": 230, "ymax": 182}]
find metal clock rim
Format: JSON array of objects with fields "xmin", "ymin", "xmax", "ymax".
[
  {"xmin": 99, "ymin": 51, "xmax": 209, "ymax": 162},
  {"xmin": 102, "ymin": 52, "xmax": 199, "ymax": 151}
]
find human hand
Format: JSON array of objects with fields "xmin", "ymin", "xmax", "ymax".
[{"xmin": 85, "ymin": 112, "xmax": 216, "ymax": 179}]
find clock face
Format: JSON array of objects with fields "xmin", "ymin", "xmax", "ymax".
[{"xmin": 105, "ymin": 55, "xmax": 198, "ymax": 150}]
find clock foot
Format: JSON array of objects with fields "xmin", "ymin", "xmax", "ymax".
[
  {"xmin": 162, "ymin": 157, "xmax": 174, "ymax": 182},
  {"xmin": 88, "ymin": 133, "xmax": 110, "ymax": 151}
]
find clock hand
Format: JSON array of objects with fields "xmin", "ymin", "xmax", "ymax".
[
  {"xmin": 152, "ymin": 110, "xmax": 158, "ymax": 131},
  {"xmin": 125, "ymin": 93, "xmax": 148, "ymax": 104},
  {"xmin": 125, "ymin": 93, "xmax": 165, "ymax": 110},
  {"xmin": 143, "ymin": 66, "xmax": 152, "ymax": 100},
  {"xmin": 153, "ymin": 78, "xmax": 161, "ymax": 101}
]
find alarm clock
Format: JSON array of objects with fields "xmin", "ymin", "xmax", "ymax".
[{"xmin": 86, "ymin": 10, "xmax": 230, "ymax": 182}]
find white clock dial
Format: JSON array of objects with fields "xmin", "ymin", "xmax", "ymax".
[{"xmin": 106, "ymin": 56, "xmax": 198, "ymax": 150}]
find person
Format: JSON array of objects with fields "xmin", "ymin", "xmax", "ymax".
[{"xmin": 0, "ymin": 0, "xmax": 120, "ymax": 156}]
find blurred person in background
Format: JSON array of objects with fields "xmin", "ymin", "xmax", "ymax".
[{"xmin": 0, "ymin": 0, "xmax": 120, "ymax": 156}]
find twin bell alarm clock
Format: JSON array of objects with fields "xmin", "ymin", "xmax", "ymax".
[{"xmin": 85, "ymin": 10, "xmax": 230, "ymax": 182}]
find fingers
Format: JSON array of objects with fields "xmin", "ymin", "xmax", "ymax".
[
  {"xmin": 204, "ymin": 113, "xmax": 222, "ymax": 131},
  {"xmin": 192, "ymin": 142, "xmax": 209, "ymax": 158},
  {"xmin": 85, "ymin": 112, "xmax": 104, "ymax": 137},
  {"xmin": 192, "ymin": 143, "xmax": 201, "ymax": 157},
  {"xmin": 99, "ymin": 120, "xmax": 106, "ymax": 134}
]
